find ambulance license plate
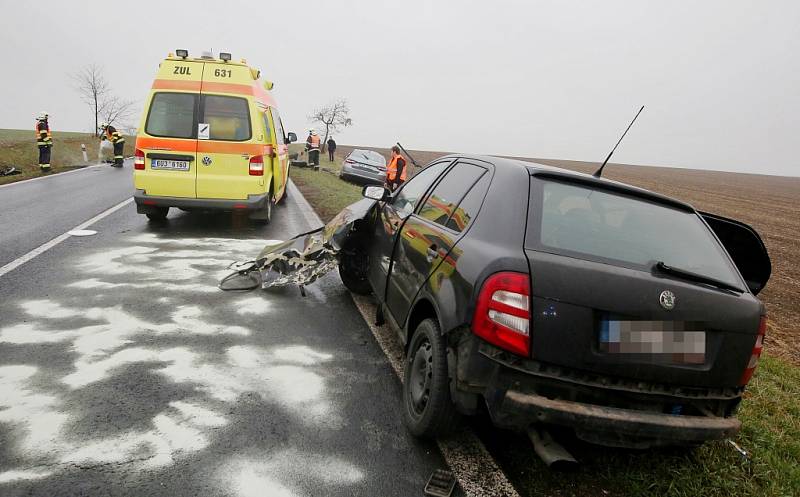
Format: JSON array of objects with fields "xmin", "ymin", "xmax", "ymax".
[{"xmin": 151, "ymin": 159, "xmax": 190, "ymax": 171}]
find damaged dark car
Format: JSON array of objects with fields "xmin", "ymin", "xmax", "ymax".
[{"xmin": 337, "ymin": 154, "xmax": 772, "ymax": 450}]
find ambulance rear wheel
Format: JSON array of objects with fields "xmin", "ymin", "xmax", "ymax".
[
  {"xmin": 146, "ymin": 207, "xmax": 169, "ymax": 221},
  {"xmin": 252, "ymin": 192, "xmax": 274, "ymax": 224}
]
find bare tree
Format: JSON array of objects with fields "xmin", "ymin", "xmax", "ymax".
[
  {"xmin": 99, "ymin": 96, "xmax": 137, "ymax": 131},
  {"xmin": 72, "ymin": 64, "xmax": 109, "ymax": 136},
  {"xmin": 308, "ymin": 99, "xmax": 353, "ymax": 152}
]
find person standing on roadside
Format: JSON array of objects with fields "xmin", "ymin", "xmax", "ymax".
[
  {"xmin": 306, "ymin": 129, "xmax": 321, "ymax": 168},
  {"xmin": 101, "ymin": 123, "xmax": 125, "ymax": 167},
  {"xmin": 35, "ymin": 111, "xmax": 52, "ymax": 172},
  {"xmin": 386, "ymin": 145, "xmax": 407, "ymax": 191},
  {"xmin": 327, "ymin": 136, "xmax": 337, "ymax": 162}
]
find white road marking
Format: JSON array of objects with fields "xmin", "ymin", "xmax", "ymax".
[
  {"xmin": 0, "ymin": 197, "xmax": 133, "ymax": 278},
  {"xmin": 289, "ymin": 181, "xmax": 520, "ymax": 497},
  {"xmin": 0, "ymin": 163, "xmax": 110, "ymax": 190}
]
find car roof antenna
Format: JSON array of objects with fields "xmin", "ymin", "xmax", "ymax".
[{"xmin": 593, "ymin": 105, "xmax": 644, "ymax": 178}]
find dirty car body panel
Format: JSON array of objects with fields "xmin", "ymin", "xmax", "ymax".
[{"xmin": 351, "ymin": 154, "xmax": 770, "ymax": 448}]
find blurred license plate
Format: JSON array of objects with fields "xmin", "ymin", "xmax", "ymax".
[
  {"xmin": 599, "ymin": 320, "xmax": 705, "ymax": 364},
  {"xmin": 151, "ymin": 159, "xmax": 189, "ymax": 171}
]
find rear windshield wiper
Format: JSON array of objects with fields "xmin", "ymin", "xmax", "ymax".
[{"xmin": 654, "ymin": 261, "xmax": 744, "ymax": 293}]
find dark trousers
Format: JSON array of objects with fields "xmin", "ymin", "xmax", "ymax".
[
  {"xmin": 309, "ymin": 149, "xmax": 320, "ymax": 167},
  {"xmin": 328, "ymin": 149, "xmax": 335, "ymax": 161},
  {"xmin": 388, "ymin": 178, "xmax": 404, "ymax": 191},
  {"xmin": 113, "ymin": 141, "xmax": 125, "ymax": 167},
  {"xmin": 38, "ymin": 145, "xmax": 51, "ymax": 168}
]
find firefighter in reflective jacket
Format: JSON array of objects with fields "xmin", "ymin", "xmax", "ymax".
[
  {"xmin": 35, "ymin": 111, "xmax": 52, "ymax": 171},
  {"xmin": 101, "ymin": 123, "xmax": 125, "ymax": 167},
  {"xmin": 306, "ymin": 129, "xmax": 321, "ymax": 168},
  {"xmin": 386, "ymin": 145, "xmax": 407, "ymax": 191}
]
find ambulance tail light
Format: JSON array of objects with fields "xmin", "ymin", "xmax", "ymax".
[
  {"xmin": 134, "ymin": 149, "xmax": 145, "ymax": 170},
  {"xmin": 249, "ymin": 155, "xmax": 264, "ymax": 176},
  {"xmin": 471, "ymin": 272, "xmax": 531, "ymax": 357}
]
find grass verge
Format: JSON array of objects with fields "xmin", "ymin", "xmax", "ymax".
[
  {"xmin": 0, "ymin": 128, "xmax": 134, "ymax": 185},
  {"xmin": 289, "ymin": 148, "xmax": 800, "ymax": 497}
]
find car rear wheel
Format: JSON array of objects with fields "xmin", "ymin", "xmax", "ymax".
[
  {"xmin": 338, "ymin": 234, "xmax": 371, "ymax": 295},
  {"xmin": 403, "ymin": 318, "xmax": 458, "ymax": 438},
  {"xmin": 145, "ymin": 207, "xmax": 169, "ymax": 221}
]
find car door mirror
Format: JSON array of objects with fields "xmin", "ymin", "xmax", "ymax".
[
  {"xmin": 362, "ymin": 185, "xmax": 389, "ymax": 201},
  {"xmin": 287, "ymin": 132, "xmax": 297, "ymax": 143},
  {"xmin": 700, "ymin": 211, "xmax": 772, "ymax": 295}
]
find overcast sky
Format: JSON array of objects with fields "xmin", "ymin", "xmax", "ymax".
[{"xmin": 2, "ymin": 0, "xmax": 798, "ymax": 176}]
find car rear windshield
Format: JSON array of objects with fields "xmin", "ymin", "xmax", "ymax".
[
  {"xmin": 144, "ymin": 93, "xmax": 251, "ymax": 141},
  {"xmin": 145, "ymin": 92, "xmax": 197, "ymax": 139},
  {"xmin": 528, "ymin": 179, "xmax": 742, "ymax": 287},
  {"xmin": 352, "ymin": 150, "xmax": 386, "ymax": 165}
]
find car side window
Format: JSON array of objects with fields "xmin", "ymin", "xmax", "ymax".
[
  {"xmin": 446, "ymin": 172, "xmax": 490, "ymax": 232},
  {"xmin": 417, "ymin": 162, "xmax": 486, "ymax": 230},
  {"xmin": 392, "ymin": 161, "xmax": 451, "ymax": 218}
]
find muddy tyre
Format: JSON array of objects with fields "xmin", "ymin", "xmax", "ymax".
[
  {"xmin": 338, "ymin": 235, "xmax": 371, "ymax": 295},
  {"xmin": 403, "ymin": 318, "xmax": 458, "ymax": 438}
]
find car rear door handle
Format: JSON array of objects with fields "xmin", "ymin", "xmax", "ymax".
[{"xmin": 426, "ymin": 245, "xmax": 439, "ymax": 263}]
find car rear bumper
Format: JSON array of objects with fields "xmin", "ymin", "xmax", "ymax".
[
  {"xmin": 486, "ymin": 388, "xmax": 741, "ymax": 447},
  {"xmin": 134, "ymin": 189, "xmax": 269, "ymax": 213},
  {"xmin": 340, "ymin": 165, "xmax": 385, "ymax": 184},
  {"xmin": 452, "ymin": 334, "xmax": 743, "ymax": 447}
]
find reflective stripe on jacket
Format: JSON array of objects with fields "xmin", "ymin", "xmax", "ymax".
[
  {"xmin": 35, "ymin": 121, "xmax": 52, "ymax": 145},
  {"xmin": 106, "ymin": 126, "xmax": 125, "ymax": 144},
  {"xmin": 387, "ymin": 155, "xmax": 407, "ymax": 182}
]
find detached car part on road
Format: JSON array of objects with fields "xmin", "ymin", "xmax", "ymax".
[
  {"xmin": 133, "ymin": 50, "xmax": 297, "ymax": 223},
  {"xmin": 337, "ymin": 155, "xmax": 771, "ymax": 449}
]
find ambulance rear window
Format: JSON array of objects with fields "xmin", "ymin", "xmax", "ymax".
[
  {"xmin": 202, "ymin": 95, "xmax": 252, "ymax": 141},
  {"xmin": 145, "ymin": 92, "xmax": 197, "ymax": 139}
]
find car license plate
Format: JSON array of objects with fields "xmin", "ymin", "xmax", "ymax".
[
  {"xmin": 599, "ymin": 319, "xmax": 705, "ymax": 364},
  {"xmin": 151, "ymin": 159, "xmax": 190, "ymax": 171}
]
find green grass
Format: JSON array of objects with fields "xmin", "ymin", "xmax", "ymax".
[
  {"xmin": 289, "ymin": 148, "xmax": 364, "ymax": 222},
  {"xmin": 288, "ymin": 149, "xmax": 800, "ymax": 496},
  {"xmin": 0, "ymin": 128, "xmax": 134, "ymax": 185}
]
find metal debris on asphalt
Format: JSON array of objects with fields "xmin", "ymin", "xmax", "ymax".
[
  {"xmin": 219, "ymin": 198, "xmax": 376, "ymax": 293},
  {"xmin": 424, "ymin": 469, "xmax": 457, "ymax": 497}
]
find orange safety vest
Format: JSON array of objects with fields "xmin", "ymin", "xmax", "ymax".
[
  {"xmin": 387, "ymin": 154, "xmax": 407, "ymax": 182},
  {"xmin": 307, "ymin": 134, "xmax": 320, "ymax": 149}
]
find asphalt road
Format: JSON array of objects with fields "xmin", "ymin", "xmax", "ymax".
[
  {"xmin": 0, "ymin": 163, "xmax": 135, "ymax": 268},
  {"xmin": 0, "ymin": 164, "xmax": 459, "ymax": 496}
]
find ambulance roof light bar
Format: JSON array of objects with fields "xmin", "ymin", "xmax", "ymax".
[{"xmin": 175, "ymin": 49, "xmax": 189, "ymax": 59}]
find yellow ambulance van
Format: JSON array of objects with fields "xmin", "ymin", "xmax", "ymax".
[{"xmin": 133, "ymin": 50, "xmax": 297, "ymax": 223}]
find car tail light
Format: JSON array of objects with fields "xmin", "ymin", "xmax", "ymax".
[
  {"xmin": 345, "ymin": 159, "xmax": 355, "ymax": 164},
  {"xmin": 739, "ymin": 315, "xmax": 767, "ymax": 386},
  {"xmin": 249, "ymin": 155, "xmax": 264, "ymax": 176},
  {"xmin": 471, "ymin": 272, "xmax": 531, "ymax": 357},
  {"xmin": 134, "ymin": 149, "xmax": 145, "ymax": 170}
]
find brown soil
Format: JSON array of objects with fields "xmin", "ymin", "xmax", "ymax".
[{"xmin": 337, "ymin": 145, "xmax": 800, "ymax": 364}]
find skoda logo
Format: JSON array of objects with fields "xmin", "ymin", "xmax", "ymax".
[
  {"xmin": 659, "ymin": 290, "xmax": 676, "ymax": 310},
  {"xmin": 202, "ymin": 156, "xmax": 212, "ymax": 165}
]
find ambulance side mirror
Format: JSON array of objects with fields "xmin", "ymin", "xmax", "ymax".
[{"xmin": 287, "ymin": 132, "xmax": 297, "ymax": 143}]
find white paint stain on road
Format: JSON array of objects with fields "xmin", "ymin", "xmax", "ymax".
[{"xmin": 0, "ymin": 234, "xmax": 361, "ymax": 489}]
